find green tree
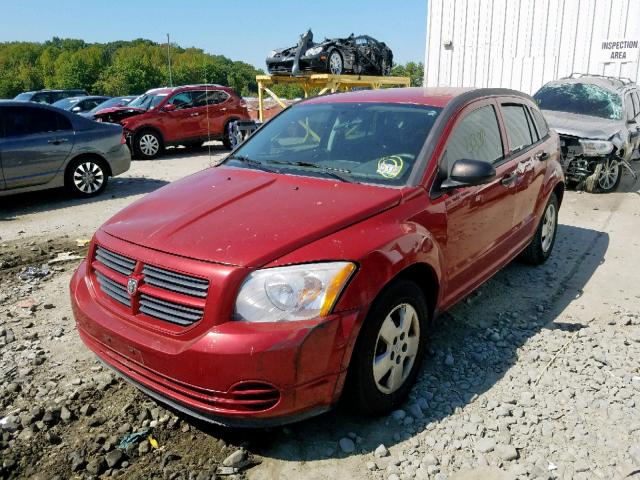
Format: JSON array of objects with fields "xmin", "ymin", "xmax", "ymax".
[{"xmin": 392, "ymin": 61, "xmax": 424, "ymax": 87}]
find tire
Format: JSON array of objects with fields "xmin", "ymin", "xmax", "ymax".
[
  {"xmin": 519, "ymin": 193, "xmax": 559, "ymax": 265},
  {"xmin": 65, "ymin": 157, "xmax": 109, "ymax": 197},
  {"xmin": 328, "ymin": 50, "xmax": 343, "ymax": 75},
  {"xmin": 133, "ymin": 129, "xmax": 162, "ymax": 159},
  {"xmin": 596, "ymin": 157, "xmax": 622, "ymax": 193},
  {"xmin": 344, "ymin": 280, "xmax": 429, "ymax": 415},
  {"xmin": 223, "ymin": 121, "xmax": 243, "ymax": 150}
]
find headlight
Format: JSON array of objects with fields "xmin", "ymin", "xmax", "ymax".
[
  {"xmin": 305, "ymin": 46, "xmax": 323, "ymax": 56},
  {"xmin": 234, "ymin": 262, "xmax": 356, "ymax": 323},
  {"xmin": 579, "ymin": 139, "xmax": 614, "ymax": 156}
]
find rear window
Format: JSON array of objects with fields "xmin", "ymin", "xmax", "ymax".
[
  {"xmin": 534, "ymin": 82, "xmax": 622, "ymax": 120},
  {"xmin": 530, "ymin": 107, "xmax": 549, "ymax": 137}
]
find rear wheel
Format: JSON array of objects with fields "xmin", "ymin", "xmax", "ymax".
[
  {"xmin": 65, "ymin": 157, "xmax": 108, "ymax": 197},
  {"xmin": 223, "ymin": 121, "xmax": 243, "ymax": 150},
  {"xmin": 519, "ymin": 193, "xmax": 558, "ymax": 265},
  {"xmin": 133, "ymin": 129, "xmax": 162, "ymax": 159},
  {"xmin": 345, "ymin": 280, "xmax": 428, "ymax": 415}
]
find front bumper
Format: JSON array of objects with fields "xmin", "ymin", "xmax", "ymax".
[
  {"xmin": 266, "ymin": 54, "xmax": 328, "ymax": 74},
  {"xmin": 70, "ymin": 259, "xmax": 362, "ymax": 427}
]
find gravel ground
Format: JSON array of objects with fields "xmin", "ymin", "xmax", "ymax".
[{"xmin": 1, "ymin": 149, "xmax": 639, "ymax": 480}]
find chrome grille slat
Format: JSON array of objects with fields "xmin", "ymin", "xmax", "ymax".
[
  {"xmin": 142, "ymin": 265, "xmax": 208, "ymax": 298},
  {"xmin": 95, "ymin": 247, "xmax": 135, "ymax": 275},
  {"xmin": 95, "ymin": 272, "xmax": 131, "ymax": 307},
  {"xmin": 139, "ymin": 294, "xmax": 202, "ymax": 326}
]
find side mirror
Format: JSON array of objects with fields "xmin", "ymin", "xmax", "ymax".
[
  {"xmin": 71, "ymin": 106, "xmax": 81, "ymax": 112},
  {"xmin": 440, "ymin": 158, "xmax": 496, "ymax": 190},
  {"xmin": 162, "ymin": 103, "xmax": 177, "ymax": 112}
]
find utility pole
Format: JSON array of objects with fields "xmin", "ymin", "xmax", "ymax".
[{"xmin": 167, "ymin": 33, "xmax": 173, "ymax": 87}]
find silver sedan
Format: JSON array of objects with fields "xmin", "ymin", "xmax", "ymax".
[{"xmin": 0, "ymin": 101, "xmax": 131, "ymax": 198}]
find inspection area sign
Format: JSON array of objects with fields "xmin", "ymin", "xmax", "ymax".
[{"xmin": 598, "ymin": 39, "xmax": 640, "ymax": 63}]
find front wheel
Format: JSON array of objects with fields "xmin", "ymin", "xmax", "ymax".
[
  {"xmin": 345, "ymin": 280, "xmax": 428, "ymax": 415},
  {"xmin": 519, "ymin": 193, "xmax": 559, "ymax": 265},
  {"xmin": 597, "ymin": 157, "xmax": 622, "ymax": 192},
  {"xmin": 328, "ymin": 51, "xmax": 343, "ymax": 75},
  {"xmin": 65, "ymin": 157, "xmax": 108, "ymax": 197},
  {"xmin": 133, "ymin": 129, "xmax": 162, "ymax": 159}
]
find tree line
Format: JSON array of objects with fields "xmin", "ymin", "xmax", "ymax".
[{"xmin": 0, "ymin": 37, "xmax": 424, "ymax": 100}]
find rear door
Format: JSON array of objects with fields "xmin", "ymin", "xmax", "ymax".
[
  {"xmin": 0, "ymin": 105, "xmax": 74, "ymax": 189},
  {"xmin": 438, "ymin": 99, "xmax": 519, "ymax": 302},
  {"xmin": 203, "ymin": 90, "xmax": 232, "ymax": 137},
  {"xmin": 499, "ymin": 101, "xmax": 549, "ymax": 238}
]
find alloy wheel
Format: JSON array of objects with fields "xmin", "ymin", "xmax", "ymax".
[
  {"xmin": 139, "ymin": 133, "xmax": 160, "ymax": 157},
  {"xmin": 598, "ymin": 158, "xmax": 620, "ymax": 191},
  {"xmin": 73, "ymin": 161, "xmax": 105, "ymax": 194},
  {"xmin": 373, "ymin": 303, "xmax": 421, "ymax": 394},
  {"xmin": 329, "ymin": 52, "xmax": 343, "ymax": 75},
  {"xmin": 541, "ymin": 202, "xmax": 556, "ymax": 253}
]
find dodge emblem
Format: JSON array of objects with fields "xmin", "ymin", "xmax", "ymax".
[{"xmin": 127, "ymin": 278, "xmax": 138, "ymax": 296}]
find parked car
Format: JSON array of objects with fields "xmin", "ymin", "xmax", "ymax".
[
  {"xmin": 267, "ymin": 29, "xmax": 393, "ymax": 76},
  {"xmin": 93, "ymin": 85, "xmax": 251, "ymax": 158},
  {"xmin": 52, "ymin": 95, "xmax": 111, "ymax": 114},
  {"xmin": 0, "ymin": 101, "xmax": 130, "ymax": 197},
  {"xmin": 81, "ymin": 96, "xmax": 137, "ymax": 120},
  {"xmin": 71, "ymin": 87, "xmax": 564, "ymax": 426},
  {"xmin": 13, "ymin": 89, "xmax": 88, "ymax": 104},
  {"xmin": 534, "ymin": 74, "xmax": 640, "ymax": 192}
]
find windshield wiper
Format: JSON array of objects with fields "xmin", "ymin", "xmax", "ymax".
[
  {"xmin": 269, "ymin": 160, "xmax": 354, "ymax": 183},
  {"xmin": 227, "ymin": 155, "xmax": 279, "ymax": 173}
]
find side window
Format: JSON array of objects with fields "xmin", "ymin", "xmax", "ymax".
[
  {"xmin": 625, "ymin": 93, "xmax": 635, "ymax": 121},
  {"xmin": 530, "ymin": 107, "xmax": 549, "ymax": 138},
  {"xmin": 501, "ymin": 104, "xmax": 535, "ymax": 153},
  {"xmin": 442, "ymin": 105, "xmax": 504, "ymax": 174},
  {"xmin": 208, "ymin": 90, "xmax": 230, "ymax": 105},
  {"xmin": 32, "ymin": 93, "xmax": 50, "ymax": 104},
  {"xmin": 631, "ymin": 91, "xmax": 640, "ymax": 117},
  {"xmin": 167, "ymin": 92, "xmax": 193, "ymax": 110},
  {"xmin": 3, "ymin": 107, "xmax": 69, "ymax": 136}
]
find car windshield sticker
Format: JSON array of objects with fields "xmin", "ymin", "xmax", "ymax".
[{"xmin": 377, "ymin": 156, "xmax": 404, "ymax": 178}]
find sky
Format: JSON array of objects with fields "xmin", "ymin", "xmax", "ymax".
[{"xmin": 0, "ymin": 0, "xmax": 427, "ymax": 69}]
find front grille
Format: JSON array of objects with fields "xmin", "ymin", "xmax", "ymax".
[
  {"xmin": 139, "ymin": 294, "xmax": 204, "ymax": 326},
  {"xmin": 95, "ymin": 246, "xmax": 135, "ymax": 276},
  {"xmin": 95, "ymin": 272, "xmax": 131, "ymax": 307},
  {"xmin": 142, "ymin": 265, "xmax": 208, "ymax": 298}
]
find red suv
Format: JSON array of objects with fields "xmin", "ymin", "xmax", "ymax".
[
  {"xmin": 94, "ymin": 85, "xmax": 250, "ymax": 159},
  {"xmin": 71, "ymin": 87, "xmax": 564, "ymax": 427}
]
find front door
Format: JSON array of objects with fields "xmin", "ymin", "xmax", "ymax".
[
  {"xmin": 161, "ymin": 91, "xmax": 203, "ymax": 143},
  {"xmin": 436, "ymin": 100, "xmax": 520, "ymax": 305},
  {"xmin": 0, "ymin": 105, "xmax": 74, "ymax": 189}
]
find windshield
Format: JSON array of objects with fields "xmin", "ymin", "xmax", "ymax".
[
  {"xmin": 128, "ymin": 93, "xmax": 167, "ymax": 110},
  {"xmin": 227, "ymin": 103, "xmax": 441, "ymax": 186},
  {"xmin": 14, "ymin": 93, "xmax": 32, "ymax": 101},
  {"xmin": 52, "ymin": 98, "xmax": 79, "ymax": 110},
  {"xmin": 534, "ymin": 83, "xmax": 623, "ymax": 120},
  {"xmin": 88, "ymin": 97, "xmax": 131, "ymax": 114}
]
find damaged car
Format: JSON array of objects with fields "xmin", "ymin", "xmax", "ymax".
[
  {"xmin": 534, "ymin": 74, "xmax": 640, "ymax": 192},
  {"xmin": 266, "ymin": 30, "xmax": 393, "ymax": 76}
]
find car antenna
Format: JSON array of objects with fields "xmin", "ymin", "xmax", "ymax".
[{"xmin": 204, "ymin": 74, "xmax": 212, "ymax": 163}]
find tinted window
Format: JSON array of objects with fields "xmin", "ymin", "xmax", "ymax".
[
  {"xmin": 31, "ymin": 93, "xmax": 51, "ymax": 104},
  {"xmin": 229, "ymin": 103, "xmax": 442, "ymax": 186},
  {"xmin": 502, "ymin": 104, "xmax": 535, "ymax": 153},
  {"xmin": 3, "ymin": 106, "xmax": 71, "ymax": 137},
  {"xmin": 191, "ymin": 90, "xmax": 230, "ymax": 107},
  {"xmin": 534, "ymin": 82, "xmax": 622, "ymax": 120},
  {"xmin": 442, "ymin": 105, "xmax": 503, "ymax": 173},
  {"xmin": 632, "ymin": 91, "xmax": 640, "ymax": 117},
  {"xmin": 167, "ymin": 92, "xmax": 194, "ymax": 109},
  {"xmin": 530, "ymin": 107, "xmax": 549, "ymax": 138},
  {"xmin": 625, "ymin": 94, "xmax": 635, "ymax": 121}
]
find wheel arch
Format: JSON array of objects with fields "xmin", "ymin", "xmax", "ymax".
[
  {"xmin": 380, "ymin": 262, "xmax": 440, "ymax": 322},
  {"xmin": 134, "ymin": 125, "xmax": 165, "ymax": 145},
  {"xmin": 65, "ymin": 152, "xmax": 111, "ymax": 178},
  {"xmin": 553, "ymin": 180, "xmax": 565, "ymax": 207}
]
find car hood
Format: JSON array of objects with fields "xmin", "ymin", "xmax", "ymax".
[
  {"xmin": 100, "ymin": 166, "xmax": 402, "ymax": 267},
  {"xmin": 542, "ymin": 109, "xmax": 624, "ymax": 140},
  {"xmin": 94, "ymin": 106, "xmax": 146, "ymax": 120}
]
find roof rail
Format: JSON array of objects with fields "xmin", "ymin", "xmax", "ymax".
[{"xmin": 563, "ymin": 72, "xmax": 633, "ymax": 86}]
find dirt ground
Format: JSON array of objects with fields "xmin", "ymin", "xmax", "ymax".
[{"xmin": 1, "ymin": 146, "xmax": 639, "ymax": 480}]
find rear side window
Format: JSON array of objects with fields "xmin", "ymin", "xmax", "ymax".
[
  {"xmin": 3, "ymin": 106, "xmax": 71, "ymax": 137},
  {"xmin": 625, "ymin": 93, "xmax": 635, "ymax": 121},
  {"xmin": 442, "ymin": 105, "xmax": 504, "ymax": 173},
  {"xmin": 501, "ymin": 104, "xmax": 535, "ymax": 153},
  {"xmin": 530, "ymin": 107, "xmax": 549, "ymax": 138},
  {"xmin": 632, "ymin": 91, "xmax": 640, "ymax": 117}
]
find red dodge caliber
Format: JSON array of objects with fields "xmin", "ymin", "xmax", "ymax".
[{"xmin": 71, "ymin": 87, "xmax": 564, "ymax": 427}]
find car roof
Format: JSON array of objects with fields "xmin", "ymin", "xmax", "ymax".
[
  {"xmin": 145, "ymin": 84, "xmax": 226, "ymax": 95},
  {"xmin": 302, "ymin": 87, "xmax": 532, "ymax": 108},
  {"xmin": 545, "ymin": 74, "xmax": 636, "ymax": 93}
]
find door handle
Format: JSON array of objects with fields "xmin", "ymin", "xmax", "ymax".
[
  {"xmin": 47, "ymin": 138, "xmax": 69, "ymax": 145},
  {"xmin": 220, "ymin": 108, "xmax": 227, "ymax": 112},
  {"xmin": 500, "ymin": 172, "xmax": 517, "ymax": 186},
  {"xmin": 190, "ymin": 113, "xmax": 200, "ymax": 117},
  {"xmin": 535, "ymin": 151, "xmax": 549, "ymax": 161}
]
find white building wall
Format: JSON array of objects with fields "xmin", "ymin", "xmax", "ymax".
[{"xmin": 424, "ymin": 0, "xmax": 640, "ymax": 94}]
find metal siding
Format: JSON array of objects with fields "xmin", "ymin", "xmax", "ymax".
[{"xmin": 425, "ymin": 0, "xmax": 640, "ymax": 94}]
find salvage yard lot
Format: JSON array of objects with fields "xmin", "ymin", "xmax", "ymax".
[{"xmin": 1, "ymin": 149, "xmax": 639, "ymax": 480}]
